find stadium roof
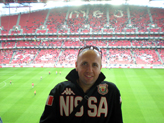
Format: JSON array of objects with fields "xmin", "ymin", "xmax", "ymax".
[
  {"xmin": 1, "ymin": 0, "xmax": 164, "ymax": 4},
  {"xmin": 0, "ymin": 0, "xmax": 164, "ymax": 15}
]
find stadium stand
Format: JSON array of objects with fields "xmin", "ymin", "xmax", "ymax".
[
  {"xmin": 0, "ymin": 5, "xmax": 164, "ymax": 68},
  {"xmin": 156, "ymin": 40, "xmax": 164, "ymax": 46},
  {"xmin": 63, "ymin": 39, "xmax": 84, "ymax": 47},
  {"xmin": 19, "ymin": 10, "xmax": 48, "ymax": 33},
  {"xmin": 158, "ymin": 49, "xmax": 164, "ymax": 63},
  {"xmin": 47, "ymin": 8, "xmax": 67, "ymax": 33},
  {"xmin": 88, "ymin": 5, "xmax": 107, "ymax": 33},
  {"xmin": 16, "ymin": 41, "xmax": 41, "ymax": 47},
  {"xmin": 0, "ymin": 50, "xmax": 14, "ymax": 64},
  {"xmin": 108, "ymin": 49, "xmax": 133, "ymax": 64},
  {"xmin": 133, "ymin": 49, "xmax": 162, "ymax": 64},
  {"xmin": 34, "ymin": 49, "xmax": 60, "ymax": 64},
  {"xmin": 40, "ymin": 40, "xmax": 63, "ymax": 47},
  {"xmin": 102, "ymin": 49, "xmax": 108, "ymax": 65},
  {"xmin": 11, "ymin": 49, "xmax": 38, "ymax": 64},
  {"xmin": 1, "ymin": 41, "xmax": 15, "ymax": 48},
  {"xmin": 58, "ymin": 49, "xmax": 78, "ymax": 65},
  {"xmin": 131, "ymin": 40, "xmax": 156, "ymax": 46},
  {"xmin": 108, "ymin": 40, "xmax": 131, "ymax": 46},
  {"xmin": 67, "ymin": 7, "xmax": 88, "ymax": 33},
  {"xmin": 150, "ymin": 8, "xmax": 164, "ymax": 32},
  {"xmin": 1, "ymin": 15, "xmax": 18, "ymax": 34},
  {"xmin": 108, "ymin": 6, "xmax": 128, "ymax": 32},
  {"xmin": 129, "ymin": 6, "xmax": 150, "ymax": 32}
]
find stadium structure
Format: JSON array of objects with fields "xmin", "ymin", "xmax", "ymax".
[{"xmin": 0, "ymin": 0, "xmax": 164, "ymax": 68}]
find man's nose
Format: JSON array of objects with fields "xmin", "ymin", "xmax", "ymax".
[{"xmin": 87, "ymin": 65, "xmax": 93, "ymax": 72}]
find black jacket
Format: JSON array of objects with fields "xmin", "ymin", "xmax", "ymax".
[{"xmin": 40, "ymin": 69, "xmax": 123, "ymax": 123}]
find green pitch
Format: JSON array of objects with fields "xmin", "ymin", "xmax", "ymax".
[{"xmin": 0, "ymin": 68, "xmax": 164, "ymax": 123}]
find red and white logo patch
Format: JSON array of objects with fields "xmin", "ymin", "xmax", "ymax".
[
  {"xmin": 97, "ymin": 84, "xmax": 108, "ymax": 95},
  {"xmin": 46, "ymin": 95, "xmax": 54, "ymax": 106}
]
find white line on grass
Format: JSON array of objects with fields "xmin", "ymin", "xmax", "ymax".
[
  {"xmin": 7, "ymin": 74, "xmax": 16, "ymax": 80},
  {"xmin": 0, "ymin": 74, "xmax": 16, "ymax": 89},
  {"xmin": 0, "ymin": 81, "xmax": 6, "ymax": 89}
]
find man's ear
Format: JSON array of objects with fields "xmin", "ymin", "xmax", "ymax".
[
  {"xmin": 75, "ymin": 61, "xmax": 78, "ymax": 71},
  {"xmin": 99, "ymin": 64, "xmax": 102, "ymax": 74}
]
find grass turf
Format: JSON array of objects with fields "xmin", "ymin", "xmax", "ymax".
[{"xmin": 0, "ymin": 68, "xmax": 164, "ymax": 123}]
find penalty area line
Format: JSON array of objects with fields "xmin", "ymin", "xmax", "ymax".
[
  {"xmin": 0, "ymin": 81, "xmax": 6, "ymax": 89},
  {"xmin": 0, "ymin": 74, "xmax": 16, "ymax": 89}
]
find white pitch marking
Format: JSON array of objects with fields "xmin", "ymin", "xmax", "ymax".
[{"xmin": 0, "ymin": 74, "xmax": 16, "ymax": 89}]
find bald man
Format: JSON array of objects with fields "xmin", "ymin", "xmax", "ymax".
[{"xmin": 40, "ymin": 45, "xmax": 123, "ymax": 123}]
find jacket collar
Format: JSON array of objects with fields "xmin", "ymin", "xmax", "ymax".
[{"xmin": 66, "ymin": 69, "xmax": 106, "ymax": 84}]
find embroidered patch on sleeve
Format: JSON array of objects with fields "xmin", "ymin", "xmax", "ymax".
[{"xmin": 46, "ymin": 95, "xmax": 54, "ymax": 106}]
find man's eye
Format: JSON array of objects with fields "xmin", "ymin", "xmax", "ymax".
[
  {"xmin": 82, "ymin": 62, "xmax": 87, "ymax": 65},
  {"xmin": 93, "ymin": 64, "xmax": 98, "ymax": 67}
]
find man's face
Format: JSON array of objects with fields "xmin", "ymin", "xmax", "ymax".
[{"xmin": 76, "ymin": 50, "xmax": 102, "ymax": 88}]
